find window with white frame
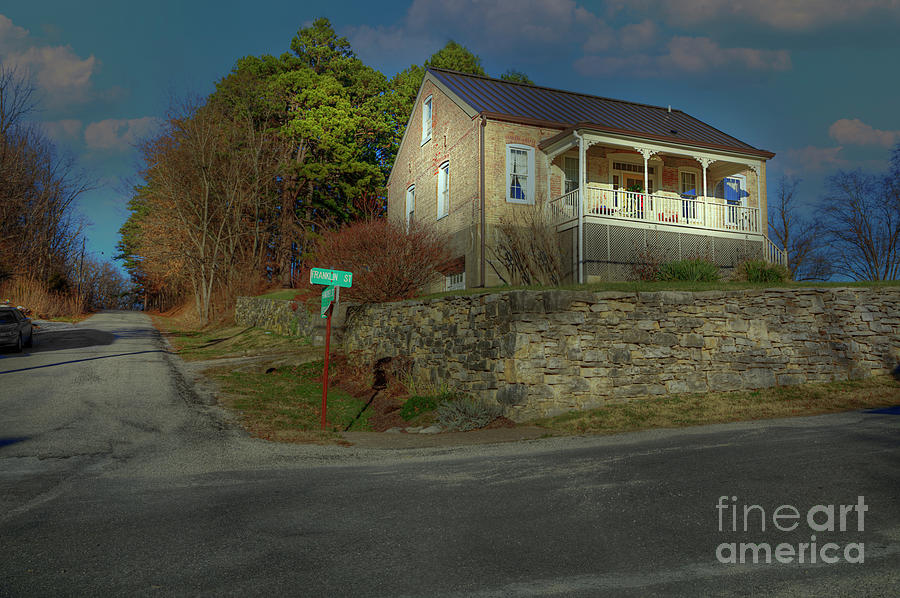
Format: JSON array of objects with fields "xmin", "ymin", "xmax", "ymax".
[
  {"xmin": 680, "ymin": 169, "xmax": 700, "ymax": 221},
  {"xmin": 405, "ymin": 185, "xmax": 415, "ymax": 230},
  {"xmin": 421, "ymin": 95, "xmax": 433, "ymax": 144},
  {"xmin": 610, "ymin": 160, "xmax": 657, "ymax": 193},
  {"xmin": 437, "ymin": 161, "xmax": 449, "ymax": 219},
  {"xmin": 506, "ymin": 144, "xmax": 535, "ymax": 203},
  {"xmin": 563, "ymin": 156, "xmax": 579, "ymax": 194},
  {"xmin": 680, "ymin": 171, "xmax": 698, "ymax": 196},
  {"xmin": 445, "ymin": 271, "xmax": 465, "ymax": 291}
]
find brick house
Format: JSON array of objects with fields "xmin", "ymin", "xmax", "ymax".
[{"xmin": 386, "ymin": 68, "xmax": 784, "ymax": 290}]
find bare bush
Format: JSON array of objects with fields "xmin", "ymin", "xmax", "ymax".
[
  {"xmin": 488, "ymin": 202, "xmax": 564, "ymax": 286},
  {"xmin": 310, "ymin": 219, "xmax": 452, "ymax": 303}
]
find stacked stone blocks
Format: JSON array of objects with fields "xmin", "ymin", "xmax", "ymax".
[{"xmin": 341, "ymin": 287, "xmax": 900, "ymax": 421}]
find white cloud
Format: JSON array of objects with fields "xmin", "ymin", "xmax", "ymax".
[
  {"xmin": 576, "ymin": 36, "xmax": 790, "ymax": 76},
  {"xmin": 342, "ymin": 1, "xmax": 792, "ymax": 80},
  {"xmin": 346, "ymin": 0, "xmax": 609, "ymax": 66},
  {"xmin": 828, "ymin": 118, "xmax": 900, "ymax": 148},
  {"xmin": 607, "ymin": 0, "xmax": 900, "ymax": 31},
  {"xmin": 84, "ymin": 117, "xmax": 160, "ymax": 151},
  {"xmin": 618, "ymin": 20, "xmax": 658, "ymax": 53},
  {"xmin": 782, "ymin": 145, "xmax": 848, "ymax": 174},
  {"xmin": 42, "ymin": 119, "xmax": 83, "ymax": 143},
  {"xmin": 0, "ymin": 14, "xmax": 98, "ymax": 106}
]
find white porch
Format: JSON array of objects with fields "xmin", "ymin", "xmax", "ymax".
[{"xmin": 541, "ymin": 129, "xmax": 786, "ymax": 281}]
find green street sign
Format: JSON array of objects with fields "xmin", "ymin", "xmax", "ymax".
[
  {"xmin": 310, "ymin": 267, "xmax": 353, "ymax": 288},
  {"xmin": 320, "ymin": 285, "xmax": 335, "ymax": 318}
]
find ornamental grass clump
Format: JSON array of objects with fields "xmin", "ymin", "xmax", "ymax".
[
  {"xmin": 657, "ymin": 258, "xmax": 720, "ymax": 282},
  {"xmin": 436, "ymin": 396, "xmax": 504, "ymax": 432},
  {"xmin": 735, "ymin": 259, "xmax": 790, "ymax": 283}
]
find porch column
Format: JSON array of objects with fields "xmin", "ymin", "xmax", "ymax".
[
  {"xmin": 749, "ymin": 163, "xmax": 762, "ymax": 233},
  {"xmin": 635, "ymin": 147, "xmax": 656, "ymax": 221},
  {"xmin": 575, "ymin": 131, "xmax": 585, "ymax": 284},
  {"xmin": 696, "ymin": 157, "xmax": 713, "ymax": 226}
]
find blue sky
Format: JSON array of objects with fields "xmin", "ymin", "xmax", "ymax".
[{"xmin": 3, "ymin": 1, "xmax": 899, "ymax": 268}]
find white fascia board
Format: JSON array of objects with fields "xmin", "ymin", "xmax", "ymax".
[{"xmin": 579, "ymin": 129, "xmax": 767, "ymax": 169}]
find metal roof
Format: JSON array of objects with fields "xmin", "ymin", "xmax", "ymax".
[{"xmin": 428, "ymin": 68, "xmax": 774, "ymax": 159}]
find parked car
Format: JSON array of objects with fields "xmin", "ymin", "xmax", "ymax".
[{"xmin": 0, "ymin": 306, "xmax": 33, "ymax": 352}]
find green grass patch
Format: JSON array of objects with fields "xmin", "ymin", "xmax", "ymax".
[
  {"xmin": 399, "ymin": 392, "xmax": 453, "ymax": 422},
  {"xmin": 533, "ymin": 376, "xmax": 900, "ymax": 436},
  {"xmin": 213, "ymin": 360, "xmax": 372, "ymax": 437},
  {"xmin": 158, "ymin": 322, "xmax": 315, "ymax": 362},
  {"xmin": 256, "ymin": 288, "xmax": 302, "ymax": 301}
]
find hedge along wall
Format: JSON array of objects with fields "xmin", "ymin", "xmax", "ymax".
[{"xmin": 342, "ymin": 287, "xmax": 900, "ymax": 421}]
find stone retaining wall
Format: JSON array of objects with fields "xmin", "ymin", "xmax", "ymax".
[
  {"xmin": 234, "ymin": 296, "xmax": 333, "ymax": 345},
  {"xmin": 342, "ymin": 287, "xmax": 900, "ymax": 421}
]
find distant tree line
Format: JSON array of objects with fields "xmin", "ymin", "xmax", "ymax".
[{"xmin": 117, "ymin": 18, "xmax": 532, "ymax": 321}]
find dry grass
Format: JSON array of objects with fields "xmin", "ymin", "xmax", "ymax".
[
  {"xmin": 0, "ymin": 276, "xmax": 83, "ymax": 318},
  {"xmin": 153, "ymin": 317, "xmax": 315, "ymax": 362},
  {"xmin": 534, "ymin": 376, "xmax": 900, "ymax": 435},
  {"xmin": 207, "ymin": 360, "xmax": 372, "ymax": 438}
]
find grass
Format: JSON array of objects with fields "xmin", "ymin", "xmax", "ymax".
[
  {"xmin": 533, "ymin": 376, "xmax": 900, "ymax": 436},
  {"xmin": 40, "ymin": 313, "xmax": 91, "ymax": 323},
  {"xmin": 256, "ymin": 288, "xmax": 302, "ymax": 301},
  {"xmin": 422, "ymin": 278, "xmax": 900, "ymax": 300},
  {"xmin": 153, "ymin": 314, "xmax": 360, "ymax": 443},
  {"xmin": 154, "ymin": 319, "xmax": 315, "ymax": 362},
  {"xmin": 399, "ymin": 392, "xmax": 454, "ymax": 423},
  {"xmin": 211, "ymin": 360, "xmax": 372, "ymax": 441}
]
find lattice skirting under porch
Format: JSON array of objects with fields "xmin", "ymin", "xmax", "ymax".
[{"xmin": 565, "ymin": 222, "xmax": 765, "ymax": 281}]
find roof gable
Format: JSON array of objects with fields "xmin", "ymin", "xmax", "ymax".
[{"xmin": 428, "ymin": 68, "xmax": 773, "ymax": 159}]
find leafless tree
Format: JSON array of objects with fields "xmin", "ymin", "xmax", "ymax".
[
  {"xmin": 821, "ymin": 169, "xmax": 900, "ymax": 281},
  {"xmin": 767, "ymin": 175, "xmax": 832, "ymax": 280},
  {"xmin": 0, "ymin": 64, "xmax": 90, "ymax": 287}
]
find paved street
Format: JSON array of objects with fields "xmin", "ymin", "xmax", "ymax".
[{"xmin": 1, "ymin": 311, "xmax": 899, "ymax": 597}]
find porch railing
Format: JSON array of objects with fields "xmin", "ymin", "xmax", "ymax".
[
  {"xmin": 548, "ymin": 188, "xmax": 761, "ymax": 235},
  {"xmin": 765, "ymin": 236, "xmax": 787, "ymax": 267}
]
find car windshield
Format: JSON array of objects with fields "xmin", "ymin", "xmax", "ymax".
[{"xmin": 0, "ymin": 312, "xmax": 17, "ymax": 324}]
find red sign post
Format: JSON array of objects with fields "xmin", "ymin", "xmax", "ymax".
[
  {"xmin": 310, "ymin": 268, "xmax": 352, "ymax": 431},
  {"xmin": 320, "ymin": 301, "xmax": 333, "ymax": 430}
]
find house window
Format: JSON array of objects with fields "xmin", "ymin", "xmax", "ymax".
[
  {"xmin": 405, "ymin": 185, "xmax": 415, "ymax": 230},
  {"xmin": 680, "ymin": 171, "xmax": 698, "ymax": 196},
  {"xmin": 610, "ymin": 159, "xmax": 656, "ymax": 193},
  {"xmin": 445, "ymin": 271, "xmax": 465, "ymax": 291},
  {"xmin": 506, "ymin": 144, "xmax": 535, "ymax": 204},
  {"xmin": 437, "ymin": 161, "xmax": 449, "ymax": 219},
  {"xmin": 563, "ymin": 156, "xmax": 579, "ymax": 194},
  {"xmin": 421, "ymin": 95, "xmax": 433, "ymax": 145},
  {"xmin": 680, "ymin": 169, "xmax": 700, "ymax": 221}
]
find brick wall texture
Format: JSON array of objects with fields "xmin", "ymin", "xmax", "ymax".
[{"xmin": 342, "ymin": 287, "xmax": 900, "ymax": 421}]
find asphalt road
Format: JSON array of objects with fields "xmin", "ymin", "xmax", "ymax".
[{"xmin": 1, "ymin": 311, "xmax": 899, "ymax": 597}]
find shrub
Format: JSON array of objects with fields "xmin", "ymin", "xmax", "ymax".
[
  {"xmin": 489, "ymin": 201, "xmax": 565, "ymax": 286},
  {"xmin": 310, "ymin": 219, "xmax": 452, "ymax": 303},
  {"xmin": 657, "ymin": 258, "xmax": 720, "ymax": 282},
  {"xmin": 631, "ymin": 247, "xmax": 663, "ymax": 281},
  {"xmin": 735, "ymin": 259, "xmax": 790, "ymax": 283},
  {"xmin": 436, "ymin": 396, "xmax": 504, "ymax": 431}
]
